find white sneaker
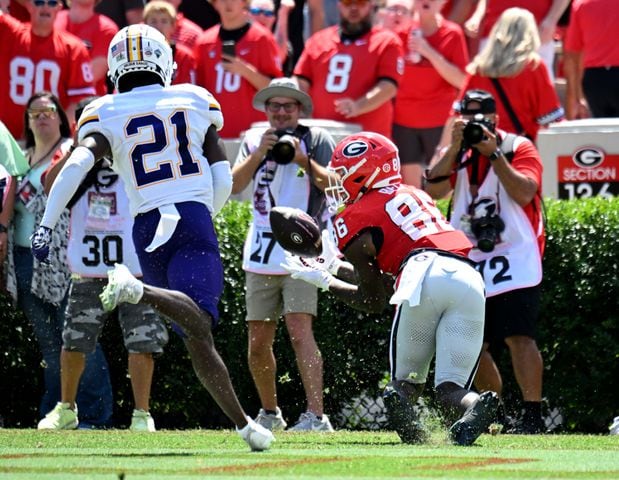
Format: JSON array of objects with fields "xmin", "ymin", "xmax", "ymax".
[
  {"xmin": 237, "ymin": 416, "xmax": 275, "ymax": 451},
  {"xmin": 288, "ymin": 412, "xmax": 334, "ymax": 432},
  {"xmin": 38, "ymin": 402, "xmax": 78, "ymax": 430},
  {"xmin": 130, "ymin": 409, "xmax": 156, "ymax": 432},
  {"xmin": 99, "ymin": 263, "xmax": 144, "ymax": 312},
  {"xmin": 255, "ymin": 407, "xmax": 287, "ymax": 431},
  {"xmin": 609, "ymin": 416, "xmax": 619, "ymax": 435}
]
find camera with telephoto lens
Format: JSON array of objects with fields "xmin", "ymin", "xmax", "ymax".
[
  {"xmin": 462, "ymin": 114, "xmax": 494, "ymax": 149},
  {"xmin": 470, "ymin": 214, "xmax": 505, "ymax": 253},
  {"xmin": 270, "ymin": 128, "xmax": 301, "ymax": 165}
]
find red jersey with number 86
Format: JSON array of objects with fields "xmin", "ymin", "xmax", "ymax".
[{"xmin": 334, "ymin": 184, "xmax": 472, "ymax": 275}]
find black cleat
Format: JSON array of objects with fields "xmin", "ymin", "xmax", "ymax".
[
  {"xmin": 507, "ymin": 415, "xmax": 546, "ymax": 434},
  {"xmin": 449, "ymin": 391, "xmax": 500, "ymax": 446},
  {"xmin": 383, "ymin": 385, "xmax": 428, "ymax": 444}
]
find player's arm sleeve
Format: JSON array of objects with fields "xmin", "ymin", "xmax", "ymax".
[{"xmin": 210, "ymin": 161, "xmax": 232, "ymax": 216}]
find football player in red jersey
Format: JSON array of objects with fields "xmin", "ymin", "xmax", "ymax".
[
  {"xmin": 0, "ymin": 0, "xmax": 96, "ymax": 140},
  {"xmin": 283, "ymin": 131, "xmax": 499, "ymax": 446},
  {"xmin": 294, "ymin": 0, "xmax": 404, "ymax": 138}
]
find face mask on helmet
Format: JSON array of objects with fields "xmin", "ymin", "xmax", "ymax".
[
  {"xmin": 107, "ymin": 24, "xmax": 174, "ymax": 90},
  {"xmin": 326, "ymin": 132, "xmax": 402, "ymax": 213}
]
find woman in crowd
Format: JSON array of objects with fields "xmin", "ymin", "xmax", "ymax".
[{"xmin": 7, "ymin": 92, "xmax": 112, "ymax": 427}]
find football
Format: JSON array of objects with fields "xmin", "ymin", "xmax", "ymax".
[{"xmin": 269, "ymin": 206, "xmax": 322, "ymax": 257}]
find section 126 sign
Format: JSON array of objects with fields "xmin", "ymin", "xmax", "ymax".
[{"xmin": 557, "ymin": 146, "xmax": 617, "ymax": 199}]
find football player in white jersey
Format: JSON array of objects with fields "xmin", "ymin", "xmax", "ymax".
[{"xmin": 31, "ymin": 24, "xmax": 274, "ymax": 451}]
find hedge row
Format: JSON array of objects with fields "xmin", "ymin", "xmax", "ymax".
[{"xmin": 1, "ymin": 196, "xmax": 617, "ymax": 432}]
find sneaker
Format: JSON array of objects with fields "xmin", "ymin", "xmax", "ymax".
[
  {"xmin": 288, "ymin": 412, "xmax": 334, "ymax": 432},
  {"xmin": 382, "ymin": 385, "xmax": 428, "ymax": 444},
  {"xmin": 100, "ymin": 263, "xmax": 144, "ymax": 312},
  {"xmin": 130, "ymin": 409, "xmax": 156, "ymax": 432},
  {"xmin": 449, "ymin": 391, "xmax": 499, "ymax": 446},
  {"xmin": 237, "ymin": 417, "xmax": 275, "ymax": 451},
  {"xmin": 609, "ymin": 416, "xmax": 619, "ymax": 435},
  {"xmin": 507, "ymin": 415, "xmax": 546, "ymax": 434},
  {"xmin": 255, "ymin": 407, "xmax": 287, "ymax": 431},
  {"xmin": 37, "ymin": 402, "xmax": 78, "ymax": 430}
]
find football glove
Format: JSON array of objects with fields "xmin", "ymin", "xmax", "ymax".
[
  {"xmin": 318, "ymin": 229, "xmax": 345, "ymax": 275},
  {"xmin": 31, "ymin": 225, "xmax": 52, "ymax": 264},
  {"xmin": 281, "ymin": 251, "xmax": 333, "ymax": 291}
]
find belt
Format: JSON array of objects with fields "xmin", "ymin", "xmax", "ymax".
[{"xmin": 399, "ymin": 248, "xmax": 477, "ymax": 273}]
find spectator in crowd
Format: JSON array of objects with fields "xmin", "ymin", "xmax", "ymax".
[
  {"xmin": 231, "ymin": 78, "xmax": 335, "ymax": 432},
  {"xmin": 55, "ymin": 0, "xmax": 119, "ymax": 96},
  {"xmin": 0, "ymin": 120, "xmax": 25, "ymax": 292},
  {"xmin": 425, "ymin": 89, "xmax": 547, "ymax": 434},
  {"xmin": 563, "ymin": 0, "xmax": 619, "ymax": 119},
  {"xmin": 391, "ymin": 0, "xmax": 468, "ymax": 188},
  {"xmin": 464, "ymin": 0, "xmax": 570, "ymax": 79},
  {"xmin": 31, "ymin": 25, "xmax": 274, "ymax": 451},
  {"xmin": 7, "ymin": 92, "xmax": 113, "ymax": 427},
  {"xmin": 36, "ymin": 97, "xmax": 168, "ymax": 432},
  {"xmin": 0, "ymin": 2, "xmax": 96, "ymax": 140},
  {"xmin": 175, "ymin": 0, "xmax": 220, "ymax": 30},
  {"xmin": 194, "ymin": 0, "xmax": 282, "ymax": 139},
  {"xmin": 249, "ymin": 0, "xmax": 294, "ymax": 75},
  {"xmin": 95, "ymin": 0, "xmax": 144, "ymax": 28},
  {"xmin": 276, "ymin": 0, "xmax": 324, "ymax": 66},
  {"xmin": 294, "ymin": 0, "xmax": 404, "ymax": 138},
  {"xmin": 159, "ymin": 0, "xmax": 203, "ymax": 49},
  {"xmin": 283, "ymin": 131, "xmax": 499, "ymax": 445},
  {"xmin": 376, "ymin": 0, "xmax": 412, "ymax": 31},
  {"xmin": 456, "ymin": 8, "xmax": 563, "ymax": 142},
  {"xmin": 144, "ymin": 1, "xmax": 196, "ymax": 84}
]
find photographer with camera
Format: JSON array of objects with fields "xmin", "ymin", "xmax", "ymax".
[
  {"xmin": 424, "ymin": 89, "xmax": 546, "ymax": 434},
  {"xmin": 231, "ymin": 77, "xmax": 336, "ymax": 432}
]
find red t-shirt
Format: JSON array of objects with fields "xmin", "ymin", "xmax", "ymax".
[
  {"xmin": 173, "ymin": 42, "xmax": 196, "ymax": 85},
  {"xmin": 458, "ymin": 60, "xmax": 564, "ymax": 141},
  {"xmin": 55, "ymin": 11, "xmax": 119, "ymax": 96},
  {"xmin": 336, "ymin": 184, "xmax": 472, "ymax": 275},
  {"xmin": 0, "ymin": 15, "xmax": 96, "ymax": 139},
  {"xmin": 173, "ymin": 13, "xmax": 203, "ymax": 50},
  {"xmin": 481, "ymin": 0, "xmax": 552, "ymax": 38},
  {"xmin": 294, "ymin": 26, "xmax": 404, "ymax": 138},
  {"xmin": 563, "ymin": 0, "xmax": 619, "ymax": 68},
  {"xmin": 394, "ymin": 20, "xmax": 468, "ymax": 128},
  {"xmin": 194, "ymin": 23, "xmax": 282, "ymax": 139}
]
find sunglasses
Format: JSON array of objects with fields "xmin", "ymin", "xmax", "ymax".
[
  {"xmin": 386, "ymin": 6, "xmax": 410, "ymax": 15},
  {"xmin": 33, "ymin": 0, "xmax": 60, "ymax": 7},
  {"xmin": 265, "ymin": 101, "xmax": 300, "ymax": 113},
  {"xmin": 27, "ymin": 106, "xmax": 57, "ymax": 120},
  {"xmin": 249, "ymin": 7, "xmax": 275, "ymax": 17},
  {"xmin": 339, "ymin": 0, "xmax": 370, "ymax": 6}
]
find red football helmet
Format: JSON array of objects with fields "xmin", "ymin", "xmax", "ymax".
[{"xmin": 326, "ymin": 132, "xmax": 401, "ymax": 212}]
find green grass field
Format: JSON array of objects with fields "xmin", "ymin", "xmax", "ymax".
[{"xmin": 1, "ymin": 429, "xmax": 617, "ymax": 479}]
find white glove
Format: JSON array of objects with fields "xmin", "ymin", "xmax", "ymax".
[
  {"xmin": 281, "ymin": 251, "xmax": 333, "ymax": 291},
  {"xmin": 318, "ymin": 229, "xmax": 344, "ymax": 275}
]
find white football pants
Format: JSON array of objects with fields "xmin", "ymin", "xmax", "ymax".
[{"xmin": 389, "ymin": 253, "xmax": 486, "ymax": 388}]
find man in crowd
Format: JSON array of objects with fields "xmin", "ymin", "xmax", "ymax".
[{"xmin": 425, "ymin": 89, "xmax": 546, "ymax": 434}]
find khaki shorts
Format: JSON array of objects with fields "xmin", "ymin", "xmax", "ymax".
[{"xmin": 245, "ymin": 272, "xmax": 318, "ymax": 321}]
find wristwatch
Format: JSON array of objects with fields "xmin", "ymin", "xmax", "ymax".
[
  {"xmin": 0, "ymin": 224, "xmax": 7, "ymax": 234},
  {"xmin": 488, "ymin": 149, "xmax": 503, "ymax": 162}
]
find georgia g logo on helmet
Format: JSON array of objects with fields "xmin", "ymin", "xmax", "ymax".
[{"xmin": 342, "ymin": 141, "xmax": 369, "ymax": 158}]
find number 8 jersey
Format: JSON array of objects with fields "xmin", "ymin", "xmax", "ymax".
[{"xmin": 77, "ymin": 83, "xmax": 224, "ymax": 217}]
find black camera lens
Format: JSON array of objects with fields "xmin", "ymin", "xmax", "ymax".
[
  {"xmin": 463, "ymin": 121, "xmax": 485, "ymax": 145},
  {"xmin": 470, "ymin": 215, "xmax": 505, "ymax": 252},
  {"xmin": 271, "ymin": 134, "xmax": 296, "ymax": 164}
]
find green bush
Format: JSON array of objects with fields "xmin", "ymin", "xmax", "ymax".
[{"xmin": 0, "ymin": 197, "xmax": 617, "ymax": 432}]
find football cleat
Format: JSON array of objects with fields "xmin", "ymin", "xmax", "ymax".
[
  {"xmin": 449, "ymin": 391, "xmax": 500, "ymax": 446},
  {"xmin": 100, "ymin": 263, "xmax": 144, "ymax": 312},
  {"xmin": 237, "ymin": 417, "xmax": 275, "ymax": 451},
  {"xmin": 288, "ymin": 412, "xmax": 334, "ymax": 432},
  {"xmin": 383, "ymin": 385, "xmax": 428, "ymax": 444}
]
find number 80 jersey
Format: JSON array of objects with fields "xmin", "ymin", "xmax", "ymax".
[{"xmin": 77, "ymin": 84, "xmax": 224, "ymax": 217}]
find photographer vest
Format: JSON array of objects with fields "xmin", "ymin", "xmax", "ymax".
[
  {"xmin": 450, "ymin": 139, "xmax": 542, "ymax": 297},
  {"xmin": 241, "ymin": 126, "xmax": 313, "ymax": 275},
  {"xmin": 68, "ymin": 167, "xmax": 142, "ymax": 278}
]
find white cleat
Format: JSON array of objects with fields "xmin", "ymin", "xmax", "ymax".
[
  {"xmin": 37, "ymin": 402, "xmax": 78, "ymax": 430},
  {"xmin": 100, "ymin": 263, "xmax": 144, "ymax": 312},
  {"xmin": 237, "ymin": 417, "xmax": 275, "ymax": 451}
]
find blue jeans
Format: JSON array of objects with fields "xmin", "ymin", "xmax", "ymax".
[{"xmin": 13, "ymin": 247, "xmax": 114, "ymax": 427}]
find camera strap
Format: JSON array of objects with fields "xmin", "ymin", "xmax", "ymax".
[{"xmin": 490, "ymin": 78, "xmax": 531, "ymax": 140}]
